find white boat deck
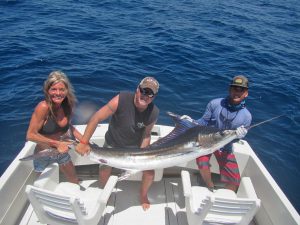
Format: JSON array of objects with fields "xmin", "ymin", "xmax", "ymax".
[{"xmin": 104, "ymin": 177, "xmax": 187, "ymax": 225}]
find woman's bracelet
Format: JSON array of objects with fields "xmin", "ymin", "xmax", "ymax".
[{"xmin": 80, "ymin": 139, "xmax": 89, "ymax": 145}]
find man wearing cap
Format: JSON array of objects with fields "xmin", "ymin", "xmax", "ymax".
[
  {"xmin": 182, "ymin": 75, "xmax": 251, "ymax": 192},
  {"xmin": 76, "ymin": 77, "xmax": 159, "ymax": 210}
]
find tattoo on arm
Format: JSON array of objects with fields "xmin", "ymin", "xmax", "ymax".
[{"xmin": 106, "ymin": 103, "xmax": 114, "ymax": 113}]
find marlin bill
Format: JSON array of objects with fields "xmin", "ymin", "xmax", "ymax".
[{"xmin": 20, "ymin": 112, "xmax": 241, "ymax": 171}]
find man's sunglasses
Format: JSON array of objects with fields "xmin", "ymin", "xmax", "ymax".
[
  {"xmin": 231, "ymin": 86, "xmax": 247, "ymax": 92},
  {"xmin": 139, "ymin": 86, "xmax": 155, "ymax": 98}
]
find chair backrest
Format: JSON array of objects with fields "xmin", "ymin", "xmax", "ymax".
[
  {"xmin": 26, "ymin": 185, "xmax": 83, "ymax": 224},
  {"xmin": 207, "ymin": 195, "xmax": 261, "ymax": 225},
  {"xmin": 181, "ymin": 170, "xmax": 261, "ymax": 225},
  {"xmin": 26, "ymin": 173, "xmax": 118, "ymax": 225}
]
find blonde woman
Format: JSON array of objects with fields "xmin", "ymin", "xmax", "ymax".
[{"xmin": 26, "ymin": 71, "xmax": 82, "ymax": 183}]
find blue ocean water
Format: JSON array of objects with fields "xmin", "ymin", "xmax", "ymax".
[{"xmin": 0, "ymin": 0, "xmax": 299, "ymax": 213}]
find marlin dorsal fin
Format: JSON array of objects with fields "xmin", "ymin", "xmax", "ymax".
[{"xmin": 149, "ymin": 112, "xmax": 197, "ymax": 148}]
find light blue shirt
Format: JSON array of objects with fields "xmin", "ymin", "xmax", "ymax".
[{"xmin": 196, "ymin": 98, "xmax": 252, "ymax": 151}]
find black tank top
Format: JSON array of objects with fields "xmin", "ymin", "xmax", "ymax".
[
  {"xmin": 105, "ymin": 92, "xmax": 159, "ymax": 147},
  {"xmin": 39, "ymin": 116, "xmax": 70, "ymax": 135}
]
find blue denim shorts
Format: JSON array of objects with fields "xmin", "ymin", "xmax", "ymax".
[{"xmin": 33, "ymin": 152, "xmax": 71, "ymax": 172}]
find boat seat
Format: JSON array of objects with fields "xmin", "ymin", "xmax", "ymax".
[
  {"xmin": 26, "ymin": 163, "xmax": 118, "ymax": 225},
  {"xmin": 181, "ymin": 170, "xmax": 261, "ymax": 225}
]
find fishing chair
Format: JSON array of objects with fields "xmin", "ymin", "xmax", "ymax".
[
  {"xmin": 181, "ymin": 170, "xmax": 261, "ymax": 225},
  {"xmin": 26, "ymin": 163, "xmax": 118, "ymax": 225}
]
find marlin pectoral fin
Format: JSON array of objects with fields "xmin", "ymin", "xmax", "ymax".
[
  {"xmin": 19, "ymin": 155, "xmax": 36, "ymax": 161},
  {"xmin": 118, "ymin": 170, "xmax": 140, "ymax": 181}
]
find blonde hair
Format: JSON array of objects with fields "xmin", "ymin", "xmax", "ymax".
[{"xmin": 43, "ymin": 71, "xmax": 77, "ymax": 118}]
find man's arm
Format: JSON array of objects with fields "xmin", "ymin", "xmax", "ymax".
[
  {"xmin": 196, "ymin": 101, "xmax": 214, "ymax": 126},
  {"xmin": 76, "ymin": 95, "xmax": 119, "ymax": 155},
  {"xmin": 140, "ymin": 121, "xmax": 157, "ymax": 148}
]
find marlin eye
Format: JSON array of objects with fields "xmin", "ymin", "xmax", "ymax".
[
  {"xmin": 99, "ymin": 159, "xmax": 107, "ymax": 164},
  {"xmin": 219, "ymin": 131, "xmax": 226, "ymax": 136}
]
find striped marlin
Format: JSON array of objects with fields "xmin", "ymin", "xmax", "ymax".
[{"xmin": 19, "ymin": 112, "xmax": 282, "ymax": 178}]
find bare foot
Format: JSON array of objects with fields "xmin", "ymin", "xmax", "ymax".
[{"xmin": 140, "ymin": 195, "xmax": 150, "ymax": 211}]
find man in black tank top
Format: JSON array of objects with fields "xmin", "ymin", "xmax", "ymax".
[{"xmin": 76, "ymin": 77, "xmax": 159, "ymax": 211}]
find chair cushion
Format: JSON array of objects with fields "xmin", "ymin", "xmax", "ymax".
[
  {"xmin": 214, "ymin": 189, "xmax": 237, "ymax": 199},
  {"xmin": 55, "ymin": 182, "xmax": 81, "ymax": 195}
]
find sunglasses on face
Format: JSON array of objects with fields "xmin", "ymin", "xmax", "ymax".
[
  {"xmin": 231, "ymin": 86, "xmax": 247, "ymax": 92},
  {"xmin": 139, "ymin": 87, "xmax": 155, "ymax": 98}
]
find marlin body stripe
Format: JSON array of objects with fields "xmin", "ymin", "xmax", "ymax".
[{"xmin": 88, "ymin": 112, "xmax": 238, "ymax": 171}]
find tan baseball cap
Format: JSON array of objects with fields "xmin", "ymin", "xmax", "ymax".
[{"xmin": 139, "ymin": 77, "xmax": 159, "ymax": 94}]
